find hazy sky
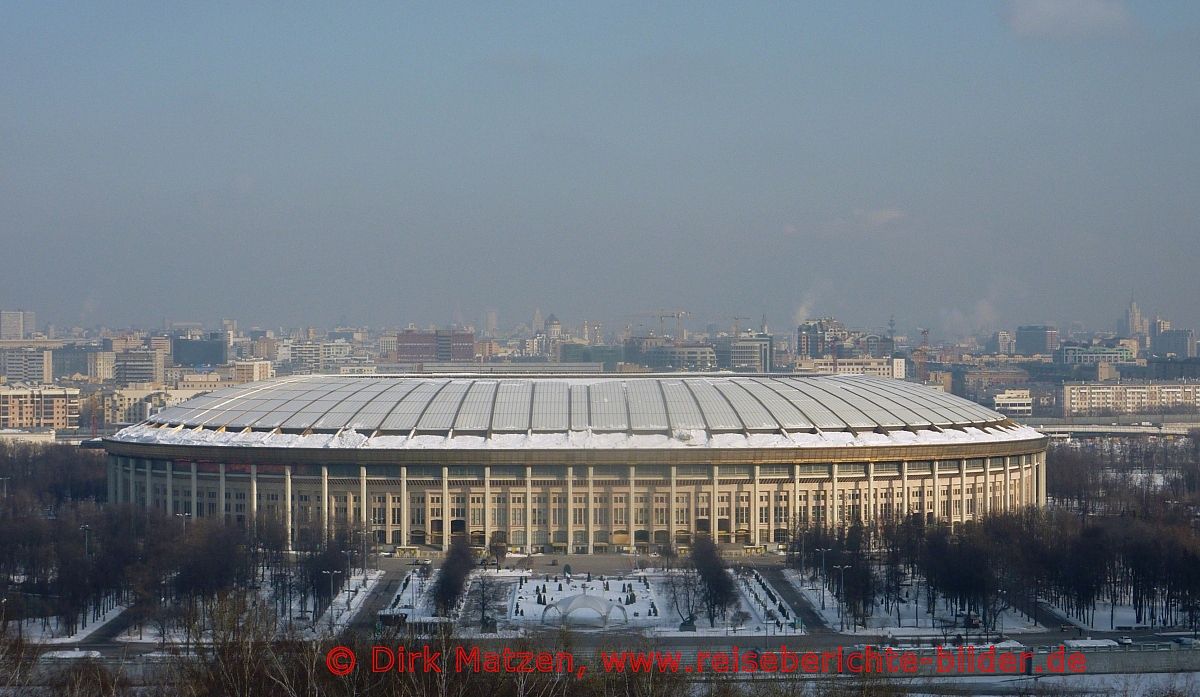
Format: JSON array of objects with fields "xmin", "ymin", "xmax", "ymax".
[{"xmin": 3, "ymin": 1, "xmax": 1198, "ymax": 337}]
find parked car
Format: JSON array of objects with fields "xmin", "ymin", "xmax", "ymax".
[{"xmin": 1118, "ymin": 636, "xmax": 1133, "ymax": 646}]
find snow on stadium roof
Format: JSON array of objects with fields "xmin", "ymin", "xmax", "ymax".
[{"xmin": 111, "ymin": 374, "xmax": 1043, "ymax": 450}]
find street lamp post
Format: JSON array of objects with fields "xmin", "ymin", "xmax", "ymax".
[
  {"xmin": 815, "ymin": 548, "xmax": 831, "ymax": 610},
  {"xmin": 321, "ymin": 570, "xmax": 343, "ymax": 632},
  {"xmin": 832, "ymin": 565, "xmax": 850, "ymax": 632}
]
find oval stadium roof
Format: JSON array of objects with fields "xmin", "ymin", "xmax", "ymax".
[{"xmin": 110, "ymin": 374, "xmax": 1043, "ymax": 451}]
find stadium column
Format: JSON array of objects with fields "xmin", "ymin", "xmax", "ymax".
[
  {"xmin": 284, "ymin": 466, "xmax": 293, "ymax": 553},
  {"xmin": 1003, "ymin": 456, "xmax": 1011, "ymax": 511},
  {"xmin": 793, "ymin": 464, "xmax": 802, "ymax": 530},
  {"xmin": 129, "ymin": 459, "xmax": 136, "ymax": 505},
  {"xmin": 165, "ymin": 461, "xmax": 173, "ymax": 516},
  {"xmin": 586, "ymin": 465, "xmax": 594, "ymax": 554},
  {"xmin": 689, "ymin": 480, "xmax": 698, "ymax": 543},
  {"xmin": 959, "ymin": 459, "xmax": 967, "ymax": 524},
  {"xmin": 627, "ymin": 465, "xmax": 635, "ymax": 551},
  {"xmin": 751, "ymin": 467, "xmax": 760, "ymax": 545},
  {"xmin": 829, "ymin": 463, "xmax": 839, "ymax": 528},
  {"xmin": 931, "ymin": 460, "xmax": 939, "ymax": 522},
  {"xmin": 1019, "ymin": 456, "xmax": 1027, "ymax": 507},
  {"xmin": 566, "ymin": 466, "xmax": 574, "ymax": 553},
  {"xmin": 982, "ymin": 457, "xmax": 990, "ymax": 517},
  {"xmin": 524, "ymin": 466, "xmax": 533, "ymax": 554},
  {"xmin": 321, "ymin": 465, "xmax": 329, "ymax": 540},
  {"xmin": 710, "ymin": 464, "xmax": 719, "ymax": 541},
  {"xmin": 108, "ymin": 460, "xmax": 116, "ymax": 504},
  {"xmin": 866, "ymin": 461, "xmax": 875, "ymax": 524},
  {"xmin": 218, "ymin": 463, "xmax": 226, "ymax": 523},
  {"xmin": 442, "ymin": 465, "xmax": 451, "ymax": 551},
  {"xmin": 190, "ymin": 462, "xmax": 197, "ymax": 518},
  {"xmin": 249, "ymin": 464, "xmax": 257, "ymax": 530},
  {"xmin": 145, "ymin": 460, "xmax": 152, "ymax": 512},
  {"xmin": 668, "ymin": 465, "xmax": 677, "ymax": 549},
  {"xmin": 484, "ymin": 466, "xmax": 491, "ymax": 551},
  {"xmin": 1038, "ymin": 453, "xmax": 1046, "ymax": 506},
  {"xmin": 901, "ymin": 461, "xmax": 909, "ymax": 518},
  {"xmin": 400, "ymin": 467, "xmax": 408, "ymax": 548},
  {"xmin": 360, "ymin": 465, "xmax": 368, "ymax": 531}
]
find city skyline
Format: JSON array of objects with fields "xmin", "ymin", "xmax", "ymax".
[{"xmin": 4, "ymin": 2, "xmax": 1199, "ymax": 331}]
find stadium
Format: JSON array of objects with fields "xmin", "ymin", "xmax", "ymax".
[{"xmin": 102, "ymin": 374, "xmax": 1047, "ymax": 555}]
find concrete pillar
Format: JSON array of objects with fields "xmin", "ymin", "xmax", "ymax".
[
  {"xmin": 793, "ymin": 464, "xmax": 802, "ymax": 528},
  {"xmin": 165, "ymin": 461, "xmax": 173, "ymax": 516},
  {"xmin": 689, "ymin": 483, "xmax": 697, "ymax": 544},
  {"xmin": 249, "ymin": 464, "xmax": 257, "ymax": 530},
  {"xmin": 321, "ymin": 465, "xmax": 329, "ymax": 540},
  {"xmin": 566, "ymin": 466, "xmax": 574, "ymax": 552},
  {"xmin": 901, "ymin": 461, "xmax": 909, "ymax": 518},
  {"xmin": 867, "ymin": 461, "xmax": 875, "ymax": 524},
  {"xmin": 284, "ymin": 466, "xmax": 293, "ymax": 553},
  {"xmin": 932, "ymin": 460, "xmax": 940, "ymax": 522},
  {"xmin": 108, "ymin": 460, "xmax": 117, "ymax": 505},
  {"xmin": 217, "ymin": 463, "xmax": 226, "ymax": 523},
  {"xmin": 982, "ymin": 457, "xmax": 990, "ymax": 517},
  {"xmin": 960, "ymin": 459, "xmax": 968, "ymax": 524},
  {"xmin": 524, "ymin": 465, "xmax": 533, "ymax": 554},
  {"xmin": 628, "ymin": 465, "xmax": 636, "ymax": 550},
  {"xmin": 751, "ymin": 467, "xmax": 761, "ymax": 545},
  {"xmin": 442, "ymin": 466, "xmax": 451, "ymax": 550},
  {"xmin": 483, "ymin": 466, "xmax": 492, "ymax": 551},
  {"xmin": 668, "ymin": 465, "xmax": 677, "ymax": 549},
  {"xmin": 190, "ymin": 462, "xmax": 197, "ymax": 518},
  {"xmin": 586, "ymin": 465, "xmax": 594, "ymax": 554},
  {"xmin": 144, "ymin": 460, "xmax": 153, "ymax": 511},
  {"xmin": 1003, "ymin": 456, "xmax": 1011, "ymax": 511},
  {"xmin": 1019, "ymin": 456, "xmax": 1027, "ymax": 507},
  {"xmin": 360, "ymin": 465, "xmax": 369, "ymax": 529},
  {"xmin": 128, "ymin": 459, "xmax": 136, "ymax": 505},
  {"xmin": 830, "ymin": 463, "xmax": 839, "ymax": 528},
  {"xmin": 710, "ymin": 464, "xmax": 720, "ymax": 541},
  {"xmin": 1037, "ymin": 452, "xmax": 1046, "ymax": 506},
  {"xmin": 400, "ymin": 466, "xmax": 408, "ymax": 547}
]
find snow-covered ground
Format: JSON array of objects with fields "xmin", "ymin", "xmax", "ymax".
[
  {"xmin": 1047, "ymin": 600, "xmax": 1183, "ymax": 632},
  {"xmin": 782, "ymin": 568, "xmax": 1043, "ymax": 637},
  {"xmin": 306, "ymin": 570, "xmax": 385, "ymax": 638},
  {"xmin": 15, "ymin": 603, "xmax": 127, "ymax": 645}
]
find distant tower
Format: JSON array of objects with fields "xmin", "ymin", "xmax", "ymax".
[
  {"xmin": 532, "ymin": 308, "xmax": 544, "ymax": 334},
  {"xmin": 546, "ymin": 314, "xmax": 562, "ymax": 340},
  {"xmin": 485, "ymin": 310, "xmax": 498, "ymax": 338}
]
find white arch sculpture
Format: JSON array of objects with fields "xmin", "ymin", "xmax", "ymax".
[{"xmin": 540, "ymin": 594, "xmax": 629, "ymax": 627}]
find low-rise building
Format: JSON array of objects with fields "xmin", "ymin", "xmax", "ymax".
[
  {"xmin": 793, "ymin": 357, "xmax": 906, "ymax": 379},
  {"xmin": 992, "ymin": 389, "xmax": 1033, "ymax": 418},
  {"xmin": 0, "ymin": 385, "xmax": 80, "ymax": 430},
  {"xmin": 1060, "ymin": 381, "xmax": 1200, "ymax": 417}
]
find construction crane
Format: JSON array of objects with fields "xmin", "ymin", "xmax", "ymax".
[
  {"xmin": 913, "ymin": 327, "xmax": 930, "ymax": 382},
  {"xmin": 657, "ymin": 309, "xmax": 690, "ymax": 341}
]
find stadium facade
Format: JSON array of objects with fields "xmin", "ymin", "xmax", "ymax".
[{"xmin": 102, "ymin": 374, "xmax": 1047, "ymax": 554}]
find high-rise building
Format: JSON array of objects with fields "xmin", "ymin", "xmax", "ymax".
[
  {"xmin": 1, "ymin": 348, "xmax": 53, "ymax": 384},
  {"xmin": 233, "ymin": 360, "xmax": 275, "ymax": 383},
  {"xmin": 395, "ymin": 329, "xmax": 475, "ymax": 362},
  {"xmin": 0, "ymin": 310, "xmax": 28, "ymax": 340},
  {"xmin": 115, "ymin": 349, "xmax": 166, "ymax": 385},
  {"xmin": 987, "ymin": 331, "xmax": 1015, "ymax": 355},
  {"xmin": 484, "ymin": 310, "xmax": 498, "ymax": 338},
  {"xmin": 1120, "ymin": 300, "xmax": 1148, "ymax": 339},
  {"xmin": 1014, "ymin": 325, "xmax": 1059, "ymax": 356},
  {"xmin": 1153, "ymin": 329, "xmax": 1197, "ymax": 359}
]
